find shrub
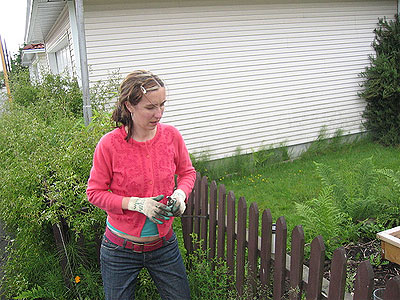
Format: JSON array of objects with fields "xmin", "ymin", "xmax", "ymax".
[
  {"xmin": 8, "ymin": 67, "xmax": 39, "ymax": 107},
  {"xmin": 0, "ymin": 69, "xmax": 114, "ymax": 298},
  {"xmin": 359, "ymin": 14, "xmax": 400, "ymax": 146},
  {"xmin": 0, "ymin": 103, "xmax": 111, "ymax": 298}
]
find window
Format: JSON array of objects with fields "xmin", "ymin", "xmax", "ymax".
[{"xmin": 55, "ymin": 45, "xmax": 72, "ymax": 75}]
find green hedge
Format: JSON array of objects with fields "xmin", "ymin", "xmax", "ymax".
[
  {"xmin": 0, "ymin": 71, "xmax": 111, "ymax": 298},
  {"xmin": 359, "ymin": 14, "xmax": 400, "ymax": 146}
]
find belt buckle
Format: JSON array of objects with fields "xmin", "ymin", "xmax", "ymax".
[
  {"xmin": 133, "ymin": 243, "xmax": 145, "ymax": 253},
  {"xmin": 132, "ymin": 238, "xmax": 162, "ymax": 253}
]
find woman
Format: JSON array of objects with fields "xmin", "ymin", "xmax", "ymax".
[{"xmin": 87, "ymin": 70, "xmax": 196, "ymax": 299}]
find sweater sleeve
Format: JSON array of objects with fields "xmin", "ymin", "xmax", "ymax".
[
  {"xmin": 174, "ymin": 128, "xmax": 196, "ymax": 200},
  {"xmin": 86, "ymin": 135, "xmax": 124, "ymax": 215}
]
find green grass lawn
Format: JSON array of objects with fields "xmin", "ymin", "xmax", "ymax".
[{"xmin": 217, "ymin": 138, "xmax": 400, "ymax": 234}]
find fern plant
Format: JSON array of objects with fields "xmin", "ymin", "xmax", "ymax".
[
  {"xmin": 295, "ymin": 186, "xmax": 349, "ymax": 257},
  {"xmin": 296, "ymin": 157, "xmax": 388, "ymax": 255},
  {"xmin": 314, "ymin": 158, "xmax": 381, "ymax": 222},
  {"xmin": 375, "ymin": 168, "xmax": 400, "ymax": 227}
]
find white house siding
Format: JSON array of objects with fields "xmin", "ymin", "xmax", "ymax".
[
  {"xmin": 30, "ymin": 52, "xmax": 49, "ymax": 82},
  {"xmin": 83, "ymin": 0, "xmax": 397, "ymax": 160}
]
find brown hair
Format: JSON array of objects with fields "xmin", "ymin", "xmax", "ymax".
[{"xmin": 112, "ymin": 70, "xmax": 165, "ymax": 141}]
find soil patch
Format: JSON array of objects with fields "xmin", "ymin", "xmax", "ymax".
[{"xmin": 324, "ymin": 239, "xmax": 400, "ymax": 291}]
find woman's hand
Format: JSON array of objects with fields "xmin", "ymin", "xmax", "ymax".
[
  {"xmin": 127, "ymin": 195, "xmax": 172, "ymax": 224},
  {"xmin": 167, "ymin": 189, "xmax": 186, "ymax": 217}
]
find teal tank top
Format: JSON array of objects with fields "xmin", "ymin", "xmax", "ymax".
[{"xmin": 106, "ymin": 218, "xmax": 158, "ymax": 237}]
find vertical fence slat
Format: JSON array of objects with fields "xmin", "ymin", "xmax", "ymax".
[
  {"xmin": 226, "ymin": 191, "xmax": 236, "ymax": 277},
  {"xmin": 273, "ymin": 216, "xmax": 287, "ymax": 300},
  {"xmin": 306, "ymin": 235, "xmax": 326, "ymax": 300},
  {"xmin": 260, "ymin": 209, "xmax": 273, "ymax": 288},
  {"xmin": 193, "ymin": 172, "xmax": 201, "ymax": 250},
  {"xmin": 384, "ymin": 276, "xmax": 400, "ymax": 299},
  {"xmin": 200, "ymin": 176, "xmax": 209, "ymax": 252},
  {"xmin": 327, "ymin": 247, "xmax": 347, "ymax": 300},
  {"xmin": 209, "ymin": 180, "xmax": 217, "ymax": 263},
  {"xmin": 182, "ymin": 186, "xmax": 195, "ymax": 254},
  {"xmin": 248, "ymin": 202, "xmax": 259, "ymax": 294},
  {"xmin": 290, "ymin": 225, "xmax": 305, "ymax": 300},
  {"xmin": 236, "ymin": 197, "xmax": 247, "ymax": 296},
  {"xmin": 217, "ymin": 184, "xmax": 226, "ymax": 261},
  {"xmin": 353, "ymin": 260, "xmax": 374, "ymax": 300}
]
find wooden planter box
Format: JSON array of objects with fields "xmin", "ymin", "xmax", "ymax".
[{"xmin": 377, "ymin": 226, "xmax": 400, "ymax": 265}]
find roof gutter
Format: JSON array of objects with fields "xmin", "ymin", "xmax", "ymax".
[
  {"xmin": 74, "ymin": 0, "xmax": 92, "ymax": 126},
  {"xmin": 24, "ymin": 0, "xmax": 35, "ymax": 43}
]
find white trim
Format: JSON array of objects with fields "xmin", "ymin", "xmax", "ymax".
[
  {"xmin": 46, "ymin": 33, "xmax": 69, "ymax": 53},
  {"xmin": 68, "ymin": 0, "xmax": 82, "ymax": 83}
]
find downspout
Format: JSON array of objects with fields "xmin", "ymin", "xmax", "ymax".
[{"xmin": 75, "ymin": 0, "xmax": 92, "ymax": 126}]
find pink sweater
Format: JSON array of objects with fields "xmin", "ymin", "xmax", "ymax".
[{"xmin": 86, "ymin": 123, "xmax": 196, "ymax": 237}]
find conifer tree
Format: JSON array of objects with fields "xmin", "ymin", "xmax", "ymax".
[{"xmin": 359, "ymin": 14, "xmax": 400, "ymax": 145}]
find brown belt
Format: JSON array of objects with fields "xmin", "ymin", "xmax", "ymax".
[{"xmin": 104, "ymin": 227, "xmax": 173, "ymax": 253}]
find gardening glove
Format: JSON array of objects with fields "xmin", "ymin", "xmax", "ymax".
[
  {"xmin": 167, "ymin": 189, "xmax": 186, "ymax": 217},
  {"xmin": 127, "ymin": 195, "xmax": 172, "ymax": 224}
]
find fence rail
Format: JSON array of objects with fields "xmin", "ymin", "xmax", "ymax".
[{"xmin": 181, "ymin": 173, "xmax": 400, "ymax": 299}]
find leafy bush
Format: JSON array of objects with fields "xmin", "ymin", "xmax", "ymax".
[
  {"xmin": 8, "ymin": 67, "xmax": 39, "ymax": 107},
  {"xmin": 0, "ymin": 70, "xmax": 114, "ymax": 298},
  {"xmin": 359, "ymin": 14, "xmax": 400, "ymax": 145}
]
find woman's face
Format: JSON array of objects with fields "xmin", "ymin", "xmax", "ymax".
[{"xmin": 126, "ymin": 87, "xmax": 166, "ymax": 132}]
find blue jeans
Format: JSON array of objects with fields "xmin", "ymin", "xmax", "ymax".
[{"xmin": 100, "ymin": 231, "xmax": 191, "ymax": 300}]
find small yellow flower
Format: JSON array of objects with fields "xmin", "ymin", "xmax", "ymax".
[{"xmin": 75, "ymin": 276, "xmax": 81, "ymax": 284}]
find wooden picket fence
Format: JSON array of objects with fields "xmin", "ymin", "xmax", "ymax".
[{"xmin": 181, "ymin": 173, "xmax": 400, "ymax": 300}]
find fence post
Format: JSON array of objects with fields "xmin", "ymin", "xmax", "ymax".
[
  {"xmin": 226, "ymin": 191, "xmax": 236, "ymax": 278},
  {"xmin": 217, "ymin": 184, "xmax": 226, "ymax": 261},
  {"xmin": 384, "ymin": 276, "xmax": 400, "ymax": 299},
  {"xmin": 260, "ymin": 209, "xmax": 273, "ymax": 289},
  {"xmin": 193, "ymin": 172, "xmax": 201, "ymax": 250},
  {"xmin": 306, "ymin": 235, "xmax": 326, "ymax": 300},
  {"xmin": 236, "ymin": 197, "xmax": 247, "ymax": 296},
  {"xmin": 209, "ymin": 180, "xmax": 217, "ymax": 264},
  {"xmin": 200, "ymin": 176, "xmax": 208, "ymax": 252},
  {"xmin": 248, "ymin": 202, "xmax": 259, "ymax": 294},
  {"xmin": 182, "ymin": 176, "xmax": 196, "ymax": 255},
  {"xmin": 274, "ymin": 216, "xmax": 287, "ymax": 300},
  {"xmin": 353, "ymin": 260, "xmax": 374, "ymax": 300},
  {"xmin": 327, "ymin": 247, "xmax": 347, "ymax": 300},
  {"xmin": 289, "ymin": 225, "xmax": 305, "ymax": 300}
]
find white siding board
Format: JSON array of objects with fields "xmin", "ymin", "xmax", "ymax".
[{"xmin": 84, "ymin": 0, "xmax": 396, "ymax": 160}]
